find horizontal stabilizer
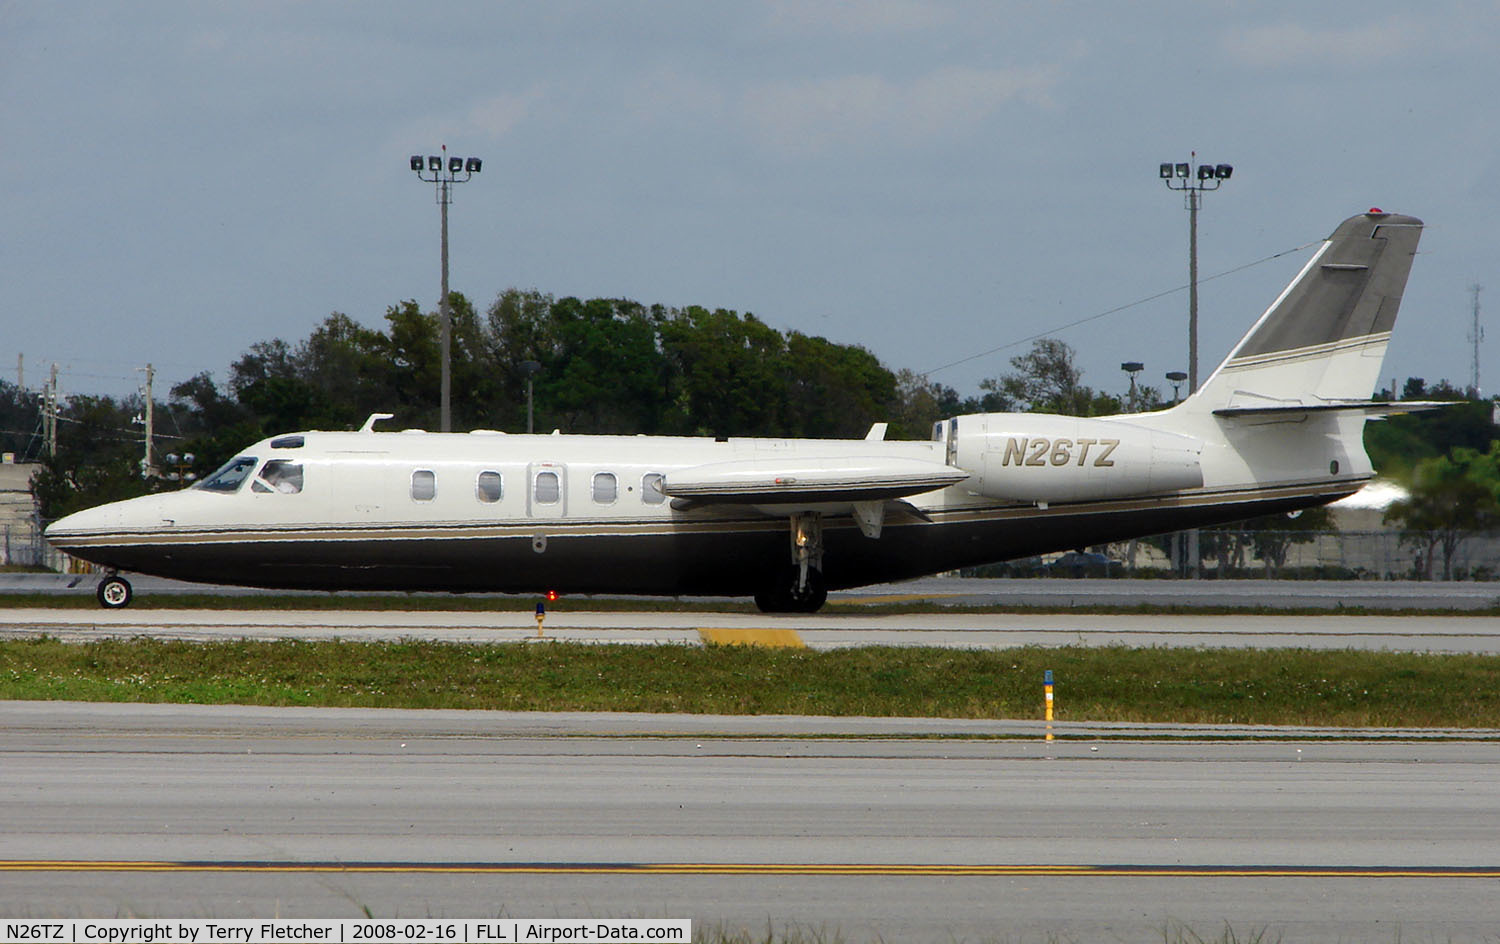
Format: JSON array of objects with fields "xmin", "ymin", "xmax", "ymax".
[
  {"xmin": 1213, "ymin": 400, "xmax": 1452, "ymax": 419},
  {"xmin": 661, "ymin": 456, "xmax": 967, "ymax": 505}
]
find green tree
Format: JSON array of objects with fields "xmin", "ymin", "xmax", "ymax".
[
  {"xmin": 982, "ymin": 338, "xmax": 1122, "ymax": 417},
  {"xmin": 29, "ymin": 395, "xmax": 155, "ymax": 519},
  {"xmin": 1385, "ymin": 445, "xmax": 1500, "ymax": 580},
  {"xmin": 658, "ymin": 305, "xmax": 789, "ymax": 436},
  {"xmin": 540, "ymin": 297, "xmax": 668, "ymax": 433},
  {"xmin": 1245, "ymin": 506, "xmax": 1334, "ymax": 577},
  {"xmin": 782, "ymin": 332, "xmax": 898, "ymax": 438},
  {"xmin": 0, "ymin": 380, "xmax": 44, "ymax": 460}
]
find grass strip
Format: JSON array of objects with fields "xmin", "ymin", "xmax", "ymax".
[{"xmin": 3, "ymin": 638, "xmax": 1499, "ymax": 727}]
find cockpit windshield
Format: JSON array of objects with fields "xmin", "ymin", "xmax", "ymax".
[{"xmin": 196, "ymin": 456, "xmax": 258, "ymax": 493}]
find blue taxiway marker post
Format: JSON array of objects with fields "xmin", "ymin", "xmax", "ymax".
[
  {"xmin": 535, "ymin": 601, "xmax": 546, "ymax": 638},
  {"xmin": 1044, "ymin": 669, "xmax": 1054, "ymax": 741}
]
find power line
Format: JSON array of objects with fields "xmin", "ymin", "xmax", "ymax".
[{"xmin": 919, "ymin": 238, "xmax": 1321, "ymax": 380}]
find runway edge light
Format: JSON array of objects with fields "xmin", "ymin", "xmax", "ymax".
[{"xmin": 1044, "ymin": 669, "xmax": 1054, "ymax": 742}]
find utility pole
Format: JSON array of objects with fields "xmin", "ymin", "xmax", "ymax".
[
  {"xmin": 16, "ymin": 353, "xmax": 22, "ymax": 391},
  {"xmin": 138, "ymin": 364, "xmax": 155, "ymax": 478},
  {"xmin": 45, "ymin": 364, "xmax": 58, "ymax": 458},
  {"xmin": 1470, "ymin": 284, "xmax": 1484, "ymax": 397},
  {"xmin": 409, "ymin": 147, "xmax": 483, "ymax": 433}
]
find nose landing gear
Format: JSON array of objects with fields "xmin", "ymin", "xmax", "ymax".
[{"xmin": 96, "ymin": 574, "xmax": 133, "ymax": 609}]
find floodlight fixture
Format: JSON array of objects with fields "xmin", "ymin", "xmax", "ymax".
[
  {"xmin": 465, "ymin": 157, "xmax": 482, "ymax": 173},
  {"xmin": 427, "ymin": 155, "xmax": 441, "ymax": 172},
  {"xmin": 1165, "ymin": 370, "xmax": 1188, "ymax": 405},
  {"xmin": 410, "ymin": 155, "xmax": 424, "ymax": 172},
  {"xmin": 1159, "ymin": 163, "xmax": 1173, "ymax": 179},
  {"xmin": 1215, "ymin": 164, "xmax": 1233, "ymax": 179},
  {"xmin": 1197, "ymin": 164, "xmax": 1214, "ymax": 180},
  {"xmin": 448, "ymin": 156, "xmax": 463, "ymax": 173},
  {"xmin": 1121, "ymin": 361, "xmax": 1145, "ymax": 413},
  {"xmin": 1175, "ymin": 162, "xmax": 1189, "ymax": 178}
]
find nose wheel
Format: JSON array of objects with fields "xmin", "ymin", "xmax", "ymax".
[{"xmin": 96, "ymin": 575, "xmax": 133, "ymax": 609}]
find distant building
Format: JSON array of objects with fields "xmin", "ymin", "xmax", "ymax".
[{"xmin": 0, "ymin": 457, "xmax": 45, "ymax": 567}]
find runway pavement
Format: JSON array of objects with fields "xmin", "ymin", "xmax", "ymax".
[
  {"xmin": 4, "ymin": 605, "xmax": 1500, "ymax": 652},
  {"xmin": 3, "ymin": 701, "xmax": 1499, "ymax": 941}
]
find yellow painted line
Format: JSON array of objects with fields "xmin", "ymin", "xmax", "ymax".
[
  {"xmin": 698, "ymin": 627, "xmax": 806, "ymax": 648},
  {"xmin": 4, "ymin": 861, "xmax": 1499, "ymax": 878}
]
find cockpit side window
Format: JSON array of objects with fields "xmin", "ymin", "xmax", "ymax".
[
  {"xmin": 251, "ymin": 459, "xmax": 304, "ymax": 494},
  {"xmin": 196, "ymin": 456, "xmax": 258, "ymax": 493}
]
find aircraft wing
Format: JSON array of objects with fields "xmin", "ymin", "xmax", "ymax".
[{"xmin": 660, "ymin": 456, "xmax": 967, "ymax": 505}]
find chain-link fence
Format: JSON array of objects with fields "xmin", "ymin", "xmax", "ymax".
[
  {"xmin": 1111, "ymin": 530, "xmax": 1500, "ymax": 581},
  {"xmin": 0, "ymin": 520, "xmax": 66, "ymax": 571}
]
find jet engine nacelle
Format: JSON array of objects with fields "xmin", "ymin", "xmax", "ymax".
[{"xmin": 950, "ymin": 413, "xmax": 1204, "ymax": 504}]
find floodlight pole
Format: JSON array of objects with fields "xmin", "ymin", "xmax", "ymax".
[
  {"xmin": 519, "ymin": 360, "xmax": 542, "ymax": 434},
  {"xmin": 1120, "ymin": 361, "xmax": 1144, "ymax": 413},
  {"xmin": 410, "ymin": 147, "xmax": 482, "ymax": 432},
  {"xmin": 1159, "ymin": 152, "xmax": 1232, "ymax": 392},
  {"xmin": 1159, "ymin": 153, "xmax": 1233, "ymax": 579}
]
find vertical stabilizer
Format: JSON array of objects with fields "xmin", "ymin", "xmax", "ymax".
[{"xmin": 1188, "ymin": 211, "xmax": 1423, "ymax": 413}]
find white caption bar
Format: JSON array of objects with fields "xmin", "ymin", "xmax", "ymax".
[{"xmin": 0, "ymin": 919, "xmax": 692, "ymax": 944}]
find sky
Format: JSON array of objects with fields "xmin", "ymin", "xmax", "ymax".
[{"xmin": 4, "ymin": 1, "xmax": 1498, "ymax": 415}]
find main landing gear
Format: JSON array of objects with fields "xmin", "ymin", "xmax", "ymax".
[
  {"xmin": 96, "ymin": 573, "xmax": 133, "ymax": 609},
  {"xmin": 754, "ymin": 513, "xmax": 828, "ymax": 613}
]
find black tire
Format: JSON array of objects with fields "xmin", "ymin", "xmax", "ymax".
[
  {"xmin": 754, "ymin": 583, "xmax": 789, "ymax": 613},
  {"xmin": 96, "ymin": 576, "xmax": 133, "ymax": 609},
  {"xmin": 786, "ymin": 567, "xmax": 827, "ymax": 613},
  {"xmin": 755, "ymin": 566, "xmax": 826, "ymax": 614}
]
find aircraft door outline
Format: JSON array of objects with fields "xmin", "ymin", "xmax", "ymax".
[{"xmin": 528, "ymin": 462, "xmax": 567, "ymax": 518}]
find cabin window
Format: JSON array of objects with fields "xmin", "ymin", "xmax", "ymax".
[
  {"xmin": 641, "ymin": 472, "xmax": 665, "ymax": 505},
  {"xmin": 592, "ymin": 472, "xmax": 617, "ymax": 504},
  {"xmin": 197, "ymin": 456, "xmax": 257, "ymax": 493},
  {"xmin": 411, "ymin": 469, "xmax": 436, "ymax": 502},
  {"xmin": 534, "ymin": 470, "xmax": 560, "ymax": 504},
  {"xmin": 252, "ymin": 459, "xmax": 303, "ymax": 494},
  {"xmin": 476, "ymin": 470, "xmax": 502, "ymax": 503}
]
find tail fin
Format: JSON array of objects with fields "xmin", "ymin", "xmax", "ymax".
[{"xmin": 1188, "ymin": 210, "xmax": 1423, "ymax": 413}]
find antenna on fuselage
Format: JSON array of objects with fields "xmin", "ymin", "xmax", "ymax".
[{"xmin": 359, "ymin": 413, "xmax": 395, "ymax": 433}]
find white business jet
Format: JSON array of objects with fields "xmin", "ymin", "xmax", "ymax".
[{"xmin": 48, "ymin": 211, "xmax": 1433, "ymax": 612}]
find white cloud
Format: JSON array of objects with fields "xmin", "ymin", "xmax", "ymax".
[
  {"xmin": 742, "ymin": 64, "xmax": 1057, "ymax": 155},
  {"xmin": 467, "ymin": 87, "xmax": 547, "ymax": 140},
  {"xmin": 1221, "ymin": 19, "xmax": 1420, "ymax": 69}
]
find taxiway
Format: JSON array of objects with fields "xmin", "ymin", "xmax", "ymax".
[{"xmin": 3, "ymin": 701, "xmax": 1498, "ymax": 941}]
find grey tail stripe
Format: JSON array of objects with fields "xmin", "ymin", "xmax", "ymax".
[{"xmin": 1232, "ymin": 212, "xmax": 1422, "ymax": 360}]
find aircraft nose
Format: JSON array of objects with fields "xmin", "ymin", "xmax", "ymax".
[{"xmin": 44, "ymin": 495, "xmax": 174, "ymax": 548}]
